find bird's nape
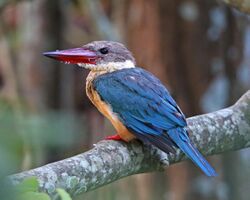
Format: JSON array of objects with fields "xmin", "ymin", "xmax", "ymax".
[{"xmin": 43, "ymin": 40, "xmax": 217, "ymax": 177}]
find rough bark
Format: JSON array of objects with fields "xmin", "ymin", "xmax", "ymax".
[{"xmin": 8, "ymin": 90, "xmax": 250, "ymax": 197}]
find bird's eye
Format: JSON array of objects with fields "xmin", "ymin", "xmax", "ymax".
[{"xmin": 99, "ymin": 47, "xmax": 109, "ymax": 54}]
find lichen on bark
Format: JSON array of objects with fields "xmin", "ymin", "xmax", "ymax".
[{"xmin": 8, "ymin": 91, "xmax": 250, "ymax": 198}]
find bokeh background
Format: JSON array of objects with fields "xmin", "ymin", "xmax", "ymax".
[{"xmin": 0, "ymin": 0, "xmax": 250, "ymax": 200}]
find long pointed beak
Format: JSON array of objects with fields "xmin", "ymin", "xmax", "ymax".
[{"xmin": 43, "ymin": 47, "xmax": 98, "ymax": 64}]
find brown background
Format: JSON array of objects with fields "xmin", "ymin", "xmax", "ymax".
[{"xmin": 0, "ymin": 0, "xmax": 250, "ymax": 200}]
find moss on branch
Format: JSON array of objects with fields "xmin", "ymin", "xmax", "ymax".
[{"xmin": 8, "ymin": 91, "xmax": 250, "ymax": 198}]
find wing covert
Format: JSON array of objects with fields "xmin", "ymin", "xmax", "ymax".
[{"xmin": 93, "ymin": 68, "xmax": 187, "ymax": 137}]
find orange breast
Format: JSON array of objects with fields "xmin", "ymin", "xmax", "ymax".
[{"xmin": 86, "ymin": 72, "xmax": 136, "ymax": 142}]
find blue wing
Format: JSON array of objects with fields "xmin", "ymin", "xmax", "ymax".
[
  {"xmin": 93, "ymin": 67, "xmax": 217, "ymax": 177},
  {"xmin": 93, "ymin": 67, "xmax": 186, "ymax": 152}
]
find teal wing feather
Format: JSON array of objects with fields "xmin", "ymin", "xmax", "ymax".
[{"xmin": 93, "ymin": 67, "xmax": 217, "ymax": 176}]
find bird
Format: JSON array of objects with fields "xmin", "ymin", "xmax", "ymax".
[{"xmin": 43, "ymin": 40, "xmax": 217, "ymax": 177}]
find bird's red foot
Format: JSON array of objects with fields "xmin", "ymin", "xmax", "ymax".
[{"xmin": 105, "ymin": 134, "xmax": 124, "ymax": 141}]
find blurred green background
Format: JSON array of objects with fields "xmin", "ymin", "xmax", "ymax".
[{"xmin": 0, "ymin": 0, "xmax": 250, "ymax": 200}]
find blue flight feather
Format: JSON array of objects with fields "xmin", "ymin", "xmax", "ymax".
[
  {"xmin": 93, "ymin": 67, "xmax": 217, "ymax": 176},
  {"xmin": 168, "ymin": 128, "xmax": 217, "ymax": 177}
]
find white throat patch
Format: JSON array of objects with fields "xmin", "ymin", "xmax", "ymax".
[{"xmin": 77, "ymin": 60, "xmax": 135, "ymax": 72}]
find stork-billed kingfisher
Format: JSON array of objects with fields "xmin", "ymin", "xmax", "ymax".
[{"xmin": 43, "ymin": 41, "xmax": 217, "ymax": 177}]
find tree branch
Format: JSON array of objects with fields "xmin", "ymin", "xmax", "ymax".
[
  {"xmin": 221, "ymin": 0, "xmax": 250, "ymax": 14},
  {"xmin": 8, "ymin": 91, "xmax": 250, "ymax": 197}
]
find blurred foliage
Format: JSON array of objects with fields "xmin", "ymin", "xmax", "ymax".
[
  {"xmin": 0, "ymin": 99, "xmax": 23, "ymax": 176},
  {"xmin": 1, "ymin": 177, "xmax": 73, "ymax": 200},
  {"xmin": 16, "ymin": 177, "xmax": 50, "ymax": 200},
  {"xmin": 0, "ymin": 0, "xmax": 250, "ymax": 200},
  {"xmin": 56, "ymin": 188, "xmax": 72, "ymax": 200},
  {"xmin": 0, "ymin": 99, "xmax": 90, "ymax": 175}
]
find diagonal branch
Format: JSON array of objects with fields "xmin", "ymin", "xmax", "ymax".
[
  {"xmin": 8, "ymin": 91, "xmax": 250, "ymax": 197},
  {"xmin": 220, "ymin": 0, "xmax": 250, "ymax": 14}
]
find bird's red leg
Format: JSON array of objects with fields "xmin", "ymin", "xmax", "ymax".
[{"xmin": 105, "ymin": 134, "xmax": 125, "ymax": 141}]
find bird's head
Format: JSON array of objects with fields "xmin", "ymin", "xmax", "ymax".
[{"xmin": 43, "ymin": 41, "xmax": 136, "ymax": 71}]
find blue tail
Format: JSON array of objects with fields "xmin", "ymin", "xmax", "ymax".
[{"xmin": 168, "ymin": 127, "xmax": 217, "ymax": 177}]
